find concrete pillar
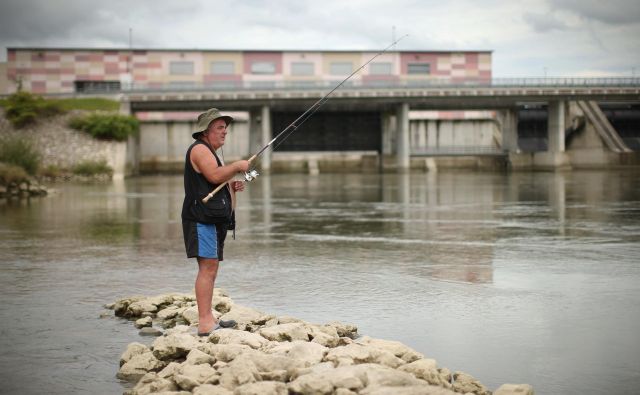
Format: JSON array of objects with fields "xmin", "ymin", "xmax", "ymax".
[
  {"xmin": 396, "ymin": 102, "xmax": 410, "ymax": 171},
  {"xmin": 501, "ymin": 108, "xmax": 519, "ymax": 152},
  {"xmin": 260, "ymin": 105, "xmax": 272, "ymax": 172},
  {"xmin": 119, "ymin": 96, "xmax": 131, "ymax": 115},
  {"xmin": 248, "ymin": 108, "xmax": 262, "ymax": 154},
  {"xmin": 548, "ymin": 101, "xmax": 566, "ymax": 153}
]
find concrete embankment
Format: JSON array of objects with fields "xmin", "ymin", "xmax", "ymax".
[{"xmin": 109, "ymin": 290, "xmax": 533, "ymax": 395}]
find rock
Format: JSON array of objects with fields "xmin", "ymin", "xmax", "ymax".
[
  {"xmin": 120, "ymin": 342, "xmax": 151, "ymax": 367},
  {"xmin": 157, "ymin": 306, "xmax": 182, "ymax": 320},
  {"xmin": 494, "ymin": 384, "xmax": 535, "ymax": 395},
  {"xmin": 360, "ymin": 385, "xmax": 459, "ymax": 395},
  {"xmin": 135, "ymin": 316, "xmax": 153, "ymax": 328},
  {"xmin": 192, "ymin": 384, "xmax": 233, "ymax": 395},
  {"xmin": 157, "ymin": 362, "xmax": 182, "ymax": 378},
  {"xmin": 452, "ymin": 372, "xmax": 491, "ymax": 395},
  {"xmin": 258, "ymin": 323, "xmax": 310, "ymax": 342},
  {"xmin": 197, "ymin": 343, "xmax": 253, "ymax": 363},
  {"xmin": 185, "ymin": 348, "xmax": 216, "ymax": 365},
  {"xmin": 234, "ymin": 381, "xmax": 287, "ymax": 395},
  {"xmin": 129, "ymin": 300, "xmax": 159, "ymax": 317},
  {"xmin": 326, "ymin": 321, "xmax": 358, "ymax": 339},
  {"xmin": 263, "ymin": 340, "xmax": 328, "ymax": 366},
  {"xmin": 209, "ymin": 328, "xmax": 269, "ymax": 349},
  {"xmin": 174, "ymin": 364, "xmax": 219, "ymax": 390},
  {"xmin": 356, "ymin": 336, "xmax": 424, "ymax": 362},
  {"xmin": 117, "ymin": 352, "xmax": 165, "ymax": 382},
  {"xmin": 152, "ymin": 333, "xmax": 201, "ymax": 360},
  {"xmin": 277, "ymin": 315, "xmax": 304, "ymax": 324},
  {"xmin": 212, "ymin": 296, "xmax": 234, "ymax": 314},
  {"xmin": 181, "ymin": 306, "xmax": 200, "ymax": 324},
  {"xmin": 217, "ymin": 353, "xmax": 261, "ymax": 390},
  {"xmin": 219, "ymin": 305, "xmax": 265, "ymax": 326},
  {"xmin": 398, "ymin": 359, "xmax": 451, "ymax": 388},
  {"xmin": 139, "ymin": 327, "xmax": 164, "ymax": 337},
  {"xmin": 324, "ymin": 343, "xmax": 405, "ymax": 369},
  {"xmin": 128, "ymin": 372, "xmax": 178, "ymax": 395}
]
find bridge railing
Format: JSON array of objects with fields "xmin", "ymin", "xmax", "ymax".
[{"xmin": 82, "ymin": 77, "xmax": 640, "ymax": 94}]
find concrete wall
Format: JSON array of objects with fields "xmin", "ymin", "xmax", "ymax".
[
  {"xmin": 138, "ymin": 117, "xmax": 250, "ymax": 173},
  {"xmin": 0, "ymin": 63, "xmax": 7, "ymax": 94}
]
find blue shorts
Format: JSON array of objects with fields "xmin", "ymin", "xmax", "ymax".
[{"xmin": 182, "ymin": 220, "xmax": 227, "ymax": 260}]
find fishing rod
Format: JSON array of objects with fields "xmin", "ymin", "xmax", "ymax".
[{"xmin": 203, "ymin": 34, "xmax": 408, "ymax": 203}]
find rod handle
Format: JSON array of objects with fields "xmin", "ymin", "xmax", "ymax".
[{"xmin": 202, "ymin": 181, "xmax": 228, "ymax": 203}]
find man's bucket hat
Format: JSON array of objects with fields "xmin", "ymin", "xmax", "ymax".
[{"xmin": 192, "ymin": 108, "xmax": 234, "ymax": 139}]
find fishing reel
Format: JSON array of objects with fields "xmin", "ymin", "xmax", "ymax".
[{"xmin": 244, "ymin": 169, "xmax": 259, "ymax": 182}]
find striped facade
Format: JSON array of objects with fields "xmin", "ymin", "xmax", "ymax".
[{"xmin": 5, "ymin": 47, "xmax": 492, "ymax": 94}]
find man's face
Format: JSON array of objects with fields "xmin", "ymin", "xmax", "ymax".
[{"xmin": 206, "ymin": 118, "xmax": 228, "ymax": 148}]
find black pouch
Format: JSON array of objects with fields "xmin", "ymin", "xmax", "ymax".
[{"xmin": 190, "ymin": 193, "xmax": 231, "ymax": 224}]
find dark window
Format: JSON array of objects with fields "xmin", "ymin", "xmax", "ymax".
[
  {"xmin": 407, "ymin": 63, "xmax": 431, "ymax": 74},
  {"xmin": 74, "ymin": 80, "xmax": 121, "ymax": 93}
]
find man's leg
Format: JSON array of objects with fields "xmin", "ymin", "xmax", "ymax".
[{"xmin": 195, "ymin": 257, "xmax": 219, "ymax": 333}]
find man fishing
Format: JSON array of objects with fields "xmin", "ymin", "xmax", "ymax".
[{"xmin": 181, "ymin": 108, "xmax": 249, "ymax": 336}]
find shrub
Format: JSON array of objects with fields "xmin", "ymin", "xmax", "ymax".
[
  {"xmin": 0, "ymin": 136, "xmax": 41, "ymax": 175},
  {"xmin": 4, "ymin": 91, "xmax": 65, "ymax": 128},
  {"xmin": 69, "ymin": 113, "xmax": 139, "ymax": 141},
  {"xmin": 39, "ymin": 164, "xmax": 63, "ymax": 178},
  {"xmin": 72, "ymin": 160, "xmax": 113, "ymax": 176},
  {"xmin": 0, "ymin": 162, "xmax": 30, "ymax": 185}
]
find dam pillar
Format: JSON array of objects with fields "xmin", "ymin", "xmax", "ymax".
[
  {"xmin": 396, "ymin": 102, "xmax": 410, "ymax": 172},
  {"xmin": 548, "ymin": 100, "xmax": 566, "ymax": 153},
  {"xmin": 249, "ymin": 106, "xmax": 272, "ymax": 172}
]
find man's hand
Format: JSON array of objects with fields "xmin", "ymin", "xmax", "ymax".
[
  {"xmin": 231, "ymin": 181, "xmax": 245, "ymax": 192},
  {"xmin": 233, "ymin": 160, "xmax": 250, "ymax": 173}
]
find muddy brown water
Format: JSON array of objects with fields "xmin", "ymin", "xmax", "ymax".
[{"xmin": 1, "ymin": 170, "xmax": 639, "ymax": 394}]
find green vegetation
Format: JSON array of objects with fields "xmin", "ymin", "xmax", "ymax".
[
  {"xmin": 0, "ymin": 93, "xmax": 118, "ymax": 113},
  {"xmin": 69, "ymin": 113, "xmax": 139, "ymax": 141},
  {"xmin": 3, "ymin": 91, "xmax": 66, "ymax": 128},
  {"xmin": 53, "ymin": 98, "xmax": 119, "ymax": 112},
  {"xmin": 39, "ymin": 164, "xmax": 63, "ymax": 178},
  {"xmin": 0, "ymin": 136, "xmax": 41, "ymax": 175},
  {"xmin": 0, "ymin": 162, "xmax": 30, "ymax": 185},
  {"xmin": 72, "ymin": 160, "xmax": 113, "ymax": 176}
]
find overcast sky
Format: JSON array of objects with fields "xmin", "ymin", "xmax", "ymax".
[{"xmin": 1, "ymin": 0, "xmax": 639, "ymax": 77}]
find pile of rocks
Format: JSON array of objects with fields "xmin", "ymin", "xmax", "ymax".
[
  {"xmin": 0, "ymin": 179, "xmax": 48, "ymax": 198},
  {"xmin": 109, "ymin": 290, "xmax": 533, "ymax": 395}
]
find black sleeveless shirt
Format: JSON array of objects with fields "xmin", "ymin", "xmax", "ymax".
[{"xmin": 181, "ymin": 140, "xmax": 233, "ymax": 224}]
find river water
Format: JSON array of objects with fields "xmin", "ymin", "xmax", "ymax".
[{"xmin": 0, "ymin": 170, "xmax": 639, "ymax": 394}]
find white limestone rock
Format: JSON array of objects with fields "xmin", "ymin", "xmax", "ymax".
[
  {"xmin": 209, "ymin": 328, "xmax": 269, "ymax": 349},
  {"xmin": 234, "ymin": 381, "xmax": 287, "ymax": 395},
  {"xmin": 120, "ymin": 342, "xmax": 151, "ymax": 367},
  {"xmin": 117, "ymin": 351, "xmax": 165, "ymax": 382},
  {"xmin": 152, "ymin": 333, "xmax": 201, "ymax": 360}
]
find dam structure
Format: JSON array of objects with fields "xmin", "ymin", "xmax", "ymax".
[{"xmin": 3, "ymin": 47, "xmax": 639, "ymax": 173}]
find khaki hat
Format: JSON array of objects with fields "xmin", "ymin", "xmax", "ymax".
[{"xmin": 192, "ymin": 108, "xmax": 234, "ymax": 139}]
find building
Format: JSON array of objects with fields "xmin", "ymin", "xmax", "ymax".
[{"xmin": 4, "ymin": 47, "xmax": 492, "ymax": 94}]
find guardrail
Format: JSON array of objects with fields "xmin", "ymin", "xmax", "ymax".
[
  {"xmin": 411, "ymin": 146, "xmax": 507, "ymax": 156},
  {"xmin": 74, "ymin": 77, "xmax": 640, "ymax": 94}
]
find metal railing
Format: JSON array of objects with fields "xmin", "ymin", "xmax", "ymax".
[
  {"xmin": 411, "ymin": 146, "xmax": 507, "ymax": 156},
  {"xmin": 106, "ymin": 77, "xmax": 640, "ymax": 94}
]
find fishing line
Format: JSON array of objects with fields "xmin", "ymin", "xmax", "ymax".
[{"xmin": 203, "ymin": 34, "xmax": 408, "ymax": 203}]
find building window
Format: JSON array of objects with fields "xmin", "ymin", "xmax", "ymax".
[
  {"xmin": 210, "ymin": 61, "xmax": 234, "ymax": 75},
  {"xmin": 330, "ymin": 62, "xmax": 353, "ymax": 75},
  {"xmin": 168, "ymin": 81, "xmax": 196, "ymax": 89},
  {"xmin": 291, "ymin": 62, "xmax": 314, "ymax": 76},
  {"xmin": 251, "ymin": 61, "xmax": 276, "ymax": 74},
  {"xmin": 208, "ymin": 81, "xmax": 240, "ymax": 89},
  {"xmin": 74, "ymin": 80, "xmax": 121, "ymax": 93},
  {"xmin": 407, "ymin": 63, "xmax": 430, "ymax": 75},
  {"xmin": 169, "ymin": 61, "xmax": 194, "ymax": 75},
  {"xmin": 370, "ymin": 62, "xmax": 392, "ymax": 75},
  {"xmin": 250, "ymin": 81, "xmax": 276, "ymax": 88}
]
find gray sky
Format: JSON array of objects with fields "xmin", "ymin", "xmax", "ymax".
[{"xmin": 1, "ymin": 0, "xmax": 639, "ymax": 77}]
